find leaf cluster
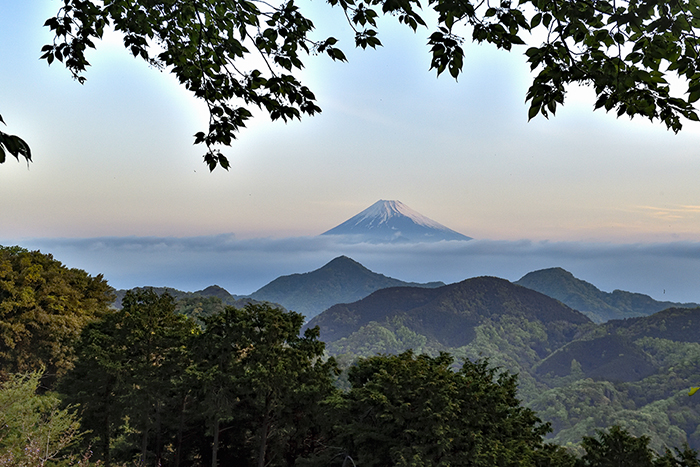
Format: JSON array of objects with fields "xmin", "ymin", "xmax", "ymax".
[
  {"xmin": 334, "ymin": 0, "xmax": 700, "ymax": 130},
  {"xmin": 0, "ymin": 115, "xmax": 31, "ymax": 165},
  {"xmin": 579, "ymin": 425, "xmax": 700, "ymax": 467},
  {"xmin": 29, "ymin": 0, "xmax": 700, "ymax": 169},
  {"xmin": 42, "ymin": 0, "xmax": 348, "ymax": 170}
]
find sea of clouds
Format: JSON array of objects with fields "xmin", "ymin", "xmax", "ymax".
[{"xmin": 4, "ymin": 234, "xmax": 700, "ymax": 304}]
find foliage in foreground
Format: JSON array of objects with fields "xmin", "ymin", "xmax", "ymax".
[
  {"xmin": 0, "ymin": 114, "xmax": 31, "ymax": 165},
  {"xmin": 0, "ymin": 371, "xmax": 84, "ymax": 466},
  {"xmin": 579, "ymin": 425, "xmax": 700, "ymax": 467},
  {"xmin": 56, "ymin": 287, "xmax": 572, "ymax": 466},
  {"xmin": 304, "ymin": 351, "xmax": 570, "ymax": 467},
  {"xmin": 61, "ymin": 290, "xmax": 337, "ymax": 466},
  {"xmin": 0, "ymin": 245, "xmax": 113, "ymax": 380},
  {"xmin": 3, "ymin": 0, "xmax": 699, "ymax": 168}
]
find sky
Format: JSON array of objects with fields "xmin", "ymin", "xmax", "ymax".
[{"xmin": 3, "ymin": 2, "xmax": 700, "ymax": 303}]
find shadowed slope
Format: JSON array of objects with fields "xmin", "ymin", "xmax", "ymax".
[
  {"xmin": 307, "ymin": 276, "xmax": 591, "ymax": 347},
  {"xmin": 516, "ymin": 267, "xmax": 699, "ymax": 322},
  {"xmin": 249, "ymin": 256, "xmax": 444, "ymax": 319}
]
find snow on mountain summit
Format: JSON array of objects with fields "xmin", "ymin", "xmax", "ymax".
[
  {"xmin": 321, "ymin": 200, "xmax": 472, "ymax": 243},
  {"xmin": 355, "ymin": 200, "xmax": 444, "ymax": 228}
]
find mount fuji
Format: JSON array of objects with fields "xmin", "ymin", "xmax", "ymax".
[{"xmin": 321, "ymin": 200, "xmax": 472, "ymax": 243}]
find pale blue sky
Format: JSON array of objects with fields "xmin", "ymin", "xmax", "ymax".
[{"xmin": 3, "ymin": 2, "xmax": 700, "ymax": 301}]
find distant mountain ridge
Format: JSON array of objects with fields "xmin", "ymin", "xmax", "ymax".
[
  {"xmin": 321, "ymin": 200, "xmax": 472, "ymax": 243},
  {"xmin": 249, "ymin": 256, "xmax": 445, "ymax": 319},
  {"xmin": 112, "ymin": 284, "xmax": 242, "ymax": 308},
  {"xmin": 534, "ymin": 333, "xmax": 657, "ymax": 382},
  {"xmin": 515, "ymin": 267, "xmax": 699, "ymax": 322},
  {"xmin": 307, "ymin": 276, "xmax": 591, "ymax": 347},
  {"xmin": 606, "ymin": 306, "xmax": 700, "ymax": 343},
  {"xmin": 111, "ymin": 285, "xmax": 275, "ymax": 322}
]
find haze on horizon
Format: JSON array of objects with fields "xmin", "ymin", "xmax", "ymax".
[{"xmin": 4, "ymin": 2, "xmax": 700, "ymax": 304}]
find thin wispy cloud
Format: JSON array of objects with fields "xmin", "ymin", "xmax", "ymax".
[{"xmin": 636, "ymin": 204, "xmax": 700, "ymax": 220}]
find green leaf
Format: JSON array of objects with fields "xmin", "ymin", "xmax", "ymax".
[
  {"xmin": 542, "ymin": 13, "xmax": 552, "ymax": 28},
  {"xmin": 528, "ymin": 103, "xmax": 541, "ymax": 120},
  {"xmin": 530, "ymin": 13, "xmax": 542, "ymax": 29},
  {"xmin": 688, "ymin": 90, "xmax": 700, "ymax": 103}
]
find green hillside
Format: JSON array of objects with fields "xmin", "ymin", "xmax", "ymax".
[
  {"xmin": 309, "ymin": 278, "xmax": 700, "ymax": 453},
  {"xmin": 534, "ymin": 333, "xmax": 657, "ymax": 382},
  {"xmin": 249, "ymin": 255, "xmax": 444, "ymax": 319},
  {"xmin": 515, "ymin": 267, "xmax": 698, "ymax": 322},
  {"xmin": 606, "ymin": 306, "xmax": 700, "ymax": 343},
  {"xmin": 309, "ymin": 276, "xmax": 590, "ymax": 344},
  {"xmin": 527, "ymin": 307, "xmax": 700, "ymax": 450}
]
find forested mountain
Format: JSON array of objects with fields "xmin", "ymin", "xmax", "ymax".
[
  {"xmin": 515, "ymin": 267, "xmax": 699, "ymax": 322},
  {"xmin": 308, "ymin": 276, "xmax": 590, "ymax": 345},
  {"xmin": 249, "ymin": 256, "xmax": 444, "ymax": 319},
  {"xmin": 113, "ymin": 256, "xmax": 444, "ymax": 321},
  {"xmin": 530, "ymin": 307, "xmax": 700, "ymax": 450},
  {"xmin": 113, "ymin": 285, "xmax": 277, "ymax": 322},
  {"xmin": 308, "ymin": 278, "xmax": 700, "ymax": 453},
  {"xmin": 3, "ymin": 245, "xmax": 700, "ymax": 465},
  {"xmin": 113, "ymin": 284, "xmax": 241, "ymax": 307},
  {"xmin": 606, "ymin": 306, "xmax": 700, "ymax": 343}
]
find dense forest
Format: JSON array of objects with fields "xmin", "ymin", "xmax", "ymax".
[
  {"xmin": 1, "ymin": 245, "xmax": 699, "ymax": 466},
  {"xmin": 306, "ymin": 277, "xmax": 700, "ymax": 454}
]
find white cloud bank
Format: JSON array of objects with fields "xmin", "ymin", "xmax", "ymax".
[{"xmin": 4, "ymin": 235, "xmax": 700, "ymax": 304}]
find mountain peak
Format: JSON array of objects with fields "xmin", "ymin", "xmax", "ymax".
[
  {"xmin": 321, "ymin": 200, "xmax": 472, "ymax": 243},
  {"xmin": 515, "ymin": 267, "xmax": 699, "ymax": 322},
  {"xmin": 322, "ymin": 255, "xmax": 364, "ymax": 269},
  {"xmin": 249, "ymin": 256, "xmax": 444, "ymax": 319},
  {"xmin": 307, "ymin": 274, "xmax": 590, "ymax": 346}
]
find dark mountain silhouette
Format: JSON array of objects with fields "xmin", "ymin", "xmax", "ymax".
[
  {"xmin": 307, "ymin": 276, "xmax": 591, "ymax": 348},
  {"xmin": 111, "ymin": 285, "xmax": 274, "ymax": 322},
  {"xmin": 515, "ymin": 267, "xmax": 698, "ymax": 322},
  {"xmin": 112, "ymin": 284, "xmax": 241, "ymax": 308},
  {"xmin": 321, "ymin": 199, "xmax": 471, "ymax": 243},
  {"xmin": 249, "ymin": 256, "xmax": 444, "ymax": 319},
  {"xmin": 534, "ymin": 306, "xmax": 700, "ymax": 384},
  {"xmin": 196, "ymin": 284, "xmax": 238, "ymax": 301},
  {"xmin": 535, "ymin": 333, "xmax": 657, "ymax": 382}
]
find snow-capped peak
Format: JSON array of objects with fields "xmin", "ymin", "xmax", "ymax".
[
  {"xmin": 353, "ymin": 200, "xmax": 450, "ymax": 230},
  {"xmin": 321, "ymin": 200, "xmax": 472, "ymax": 243}
]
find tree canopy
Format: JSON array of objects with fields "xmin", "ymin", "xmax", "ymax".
[
  {"xmin": 0, "ymin": 246, "xmax": 114, "ymax": 380},
  {"xmin": 305, "ymin": 350, "xmax": 570, "ymax": 467},
  {"xmin": 0, "ymin": 371, "xmax": 84, "ymax": 466},
  {"xmin": 2, "ymin": 0, "xmax": 699, "ymax": 169},
  {"xmin": 61, "ymin": 297, "xmax": 338, "ymax": 466}
]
